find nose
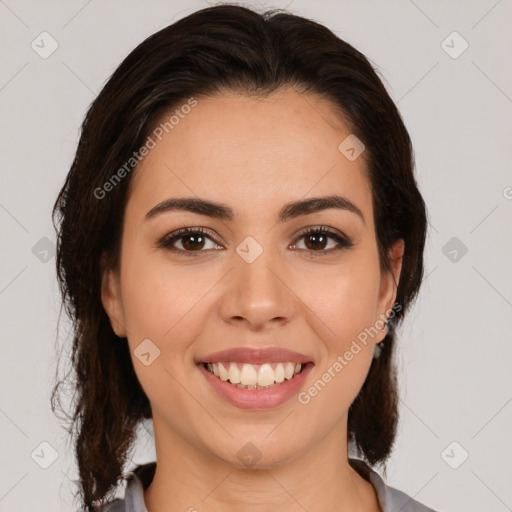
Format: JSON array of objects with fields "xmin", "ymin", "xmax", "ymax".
[{"xmin": 219, "ymin": 245, "xmax": 295, "ymax": 331}]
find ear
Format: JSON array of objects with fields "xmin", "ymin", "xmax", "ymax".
[
  {"xmin": 101, "ymin": 261, "xmax": 127, "ymax": 338},
  {"xmin": 375, "ymin": 239, "xmax": 405, "ymax": 342}
]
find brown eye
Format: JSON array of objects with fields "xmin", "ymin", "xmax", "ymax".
[
  {"xmin": 303, "ymin": 231, "xmax": 329, "ymax": 251},
  {"xmin": 292, "ymin": 226, "xmax": 353, "ymax": 255},
  {"xmin": 180, "ymin": 232, "xmax": 206, "ymax": 251},
  {"xmin": 159, "ymin": 227, "xmax": 222, "ymax": 255}
]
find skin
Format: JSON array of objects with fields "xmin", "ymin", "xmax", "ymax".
[{"xmin": 102, "ymin": 88, "xmax": 404, "ymax": 512}]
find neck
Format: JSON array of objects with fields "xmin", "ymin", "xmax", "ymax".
[{"xmin": 143, "ymin": 416, "xmax": 380, "ymax": 512}]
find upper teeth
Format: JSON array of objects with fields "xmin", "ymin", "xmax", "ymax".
[{"xmin": 206, "ymin": 362, "xmax": 302, "ymax": 386}]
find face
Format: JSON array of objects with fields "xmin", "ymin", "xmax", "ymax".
[{"xmin": 102, "ymin": 88, "xmax": 404, "ymax": 468}]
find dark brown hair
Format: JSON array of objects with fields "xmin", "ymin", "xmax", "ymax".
[{"xmin": 51, "ymin": 3, "xmax": 427, "ymax": 509}]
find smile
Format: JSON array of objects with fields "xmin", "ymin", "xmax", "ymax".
[{"xmin": 197, "ymin": 361, "xmax": 314, "ymax": 409}]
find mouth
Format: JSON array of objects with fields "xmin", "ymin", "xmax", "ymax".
[{"xmin": 196, "ymin": 359, "xmax": 314, "ymax": 409}]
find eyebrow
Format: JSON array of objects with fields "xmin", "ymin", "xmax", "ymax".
[{"xmin": 144, "ymin": 195, "xmax": 365, "ymax": 225}]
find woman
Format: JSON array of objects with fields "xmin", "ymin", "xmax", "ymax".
[{"xmin": 52, "ymin": 4, "xmax": 436, "ymax": 511}]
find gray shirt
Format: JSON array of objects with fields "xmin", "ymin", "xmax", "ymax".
[{"xmin": 84, "ymin": 458, "xmax": 438, "ymax": 512}]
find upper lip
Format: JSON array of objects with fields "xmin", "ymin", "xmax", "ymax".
[{"xmin": 196, "ymin": 347, "xmax": 313, "ymax": 365}]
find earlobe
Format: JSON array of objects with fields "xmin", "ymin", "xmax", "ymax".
[{"xmin": 101, "ymin": 266, "xmax": 127, "ymax": 338}]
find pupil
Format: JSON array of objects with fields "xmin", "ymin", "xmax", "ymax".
[
  {"xmin": 183, "ymin": 234, "xmax": 204, "ymax": 251},
  {"xmin": 306, "ymin": 233, "xmax": 326, "ymax": 251}
]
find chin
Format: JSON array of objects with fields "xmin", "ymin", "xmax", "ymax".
[{"xmin": 205, "ymin": 432, "xmax": 307, "ymax": 470}]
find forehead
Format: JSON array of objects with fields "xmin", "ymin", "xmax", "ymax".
[{"xmin": 128, "ymin": 89, "xmax": 373, "ymax": 224}]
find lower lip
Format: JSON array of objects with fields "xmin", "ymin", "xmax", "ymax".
[{"xmin": 197, "ymin": 362, "xmax": 314, "ymax": 409}]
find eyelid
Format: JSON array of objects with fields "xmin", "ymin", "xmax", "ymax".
[{"xmin": 293, "ymin": 224, "xmax": 352, "ymax": 242}]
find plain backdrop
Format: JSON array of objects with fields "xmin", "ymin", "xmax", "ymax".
[{"xmin": 1, "ymin": 1, "xmax": 511, "ymax": 511}]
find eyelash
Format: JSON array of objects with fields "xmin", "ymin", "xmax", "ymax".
[{"xmin": 158, "ymin": 225, "xmax": 354, "ymax": 257}]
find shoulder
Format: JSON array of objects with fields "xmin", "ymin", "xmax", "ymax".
[
  {"xmin": 375, "ymin": 482, "xmax": 438, "ymax": 512},
  {"xmin": 73, "ymin": 462, "xmax": 156, "ymax": 512},
  {"xmin": 349, "ymin": 458, "xmax": 439, "ymax": 512}
]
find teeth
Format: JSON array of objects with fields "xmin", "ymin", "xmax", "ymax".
[
  {"xmin": 284, "ymin": 362, "xmax": 295, "ymax": 380},
  {"xmin": 274, "ymin": 363, "xmax": 285, "ymax": 383},
  {"xmin": 257, "ymin": 364, "xmax": 274, "ymax": 386},
  {"xmin": 205, "ymin": 361, "xmax": 303, "ymax": 387},
  {"xmin": 228, "ymin": 363, "xmax": 241, "ymax": 384},
  {"xmin": 218, "ymin": 362, "xmax": 229, "ymax": 381},
  {"xmin": 240, "ymin": 364, "xmax": 258, "ymax": 385}
]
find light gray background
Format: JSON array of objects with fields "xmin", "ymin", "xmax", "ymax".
[{"xmin": 1, "ymin": 0, "xmax": 511, "ymax": 511}]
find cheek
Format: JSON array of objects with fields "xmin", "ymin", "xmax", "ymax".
[
  {"xmin": 118, "ymin": 243, "xmax": 207, "ymax": 345},
  {"xmin": 296, "ymin": 251, "xmax": 381, "ymax": 400},
  {"xmin": 304, "ymin": 256, "xmax": 382, "ymax": 344},
  {"xmin": 297, "ymin": 264, "xmax": 380, "ymax": 420},
  {"xmin": 118, "ymin": 247, "xmax": 217, "ymax": 408}
]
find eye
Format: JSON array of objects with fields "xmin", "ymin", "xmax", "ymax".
[
  {"xmin": 158, "ymin": 227, "xmax": 223, "ymax": 256},
  {"xmin": 158, "ymin": 225, "xmax": 354, "ymax": 257},
  {"xmin": 291, "ymin": 225, "xmax": 354, "ymax": 256}
]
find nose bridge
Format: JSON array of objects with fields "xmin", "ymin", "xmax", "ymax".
[{"xmin": 220, "ymin": 237, "xmax": 293, "ymax": 328}]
